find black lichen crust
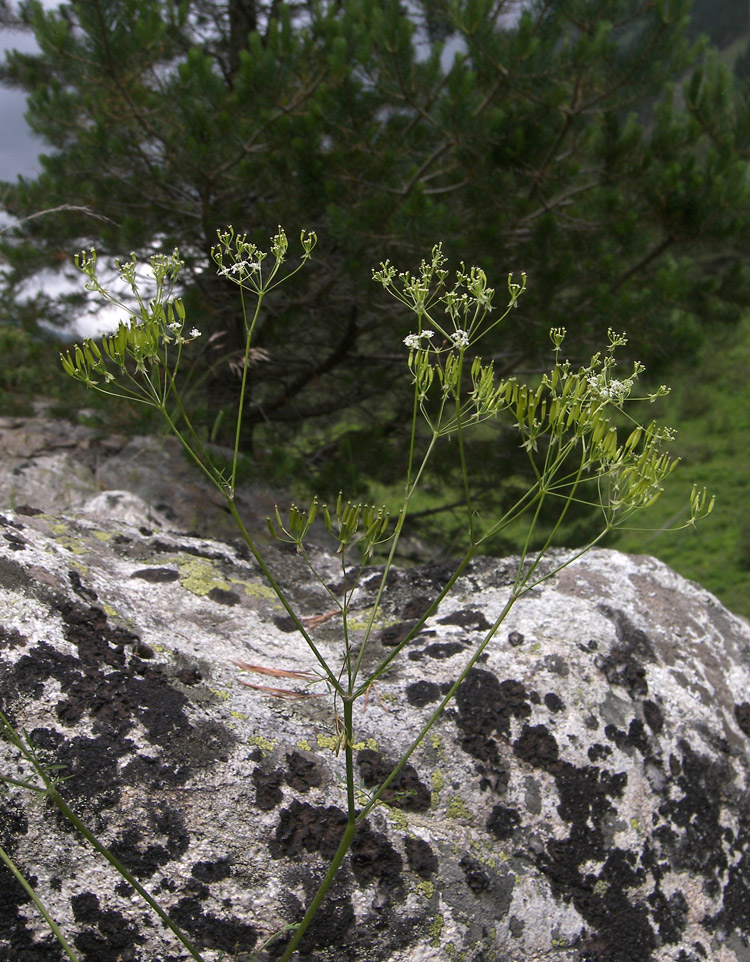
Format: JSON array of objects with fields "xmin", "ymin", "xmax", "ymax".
[
  {"xmin": 453, "ymin": 661, "xmax": 750, "ymax": 962},
  {"xmin": 356, "ymin": 748, "xmax": 431, "ymax": 812},
  {"xmin": 0, "ymin": 596, "xmax": 238, "ymax": 961},
  {"xmin": 268, "ymin": 800, "xmax": 423, "ymax": 961},
  {"xmin": 455, "ymin": 668, "xmax": 532, "ymax": 793}
]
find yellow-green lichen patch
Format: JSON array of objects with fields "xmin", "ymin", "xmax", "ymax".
[
  {"xmin": 417, "ymin": 880, "xmax": 434, "ymax": 899},
  {"xmin": 351, "ymin": 737, "xmax": 378, "ymax": 751},
  {"xmin": 382, "ymin": 805, "xmax": 408, "ymax": 831},
  {"xmin": 209, "ymin": 687, "xmax": 231, "ymax": 701},
  {"xmin": 431, "ymin": 769, "xmax": 445, "ymax": 808},
  {"xmin": 296, "ymin": 739, "xmax": 312, "ymax": 752},
  {"xmin": 469, "ymin": 838, "xmax": 497, "ymax": 869},
  {"xmin": 593, "ymin": 879, "xmax": 610, "ymax": 896},
  {"xmin": 316, "ymin": 733, "xmax": 339, "ymax": 751},
  {"xmin": 429, "ymin": 913, "xmax": 444, "ymax": 947},
  {"xmin": 249, "ymin": 735, "xmax": 277, "ymax": 755},
  {"xmin": 355, "ymin": 788, "xmax": 370, "ymax": 807},
  {"xmin": 177, "ymin": 557, "xmax": 231, "ymax": 596},
  {"xmin": 93, "ymin": 530, "xmax": 112, "ymax": 542},
  {"xmin": 229, "ymin": 710, "xmax": 248, "ymax": 720},
  {"xmin": 48, "ymin": 523, "xmax": 88, "ymax": 557},
  {"xmin": 233, "ymin": 579, "xmax": 278, "ymax": 601},
  {"xmin": 55, "ymin": 536, "xmax": 86, "ymax": 556},
  {"xmin": 345, "ymin": 605, "xmax": 384, "ymax": 631},
  {"xmin": 446, "ymin": 795, "xmax": 472, "ymax": 821}
]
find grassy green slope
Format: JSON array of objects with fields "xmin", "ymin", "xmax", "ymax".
[{"xmin": 608, "ymin": 317, "xmax": 750, "ymax": 618}]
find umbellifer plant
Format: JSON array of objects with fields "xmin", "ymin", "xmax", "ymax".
[{"xmin": 1, "ymin": 228, "xmax": 713, "ymax": 961}]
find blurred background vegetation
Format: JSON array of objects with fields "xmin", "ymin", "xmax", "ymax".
[{"xmin": 0, "ymin": 0, "xmax": 748, "ymax": 615}]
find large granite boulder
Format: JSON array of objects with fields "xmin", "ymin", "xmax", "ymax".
[{"xmin": 1, "ymin": 498, "xmax": 749, "ymax": 962}]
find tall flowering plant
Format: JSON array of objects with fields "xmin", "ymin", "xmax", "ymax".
[{"xmin": 1, "ymin": 228, "xmax": 713, "ymax": 962}]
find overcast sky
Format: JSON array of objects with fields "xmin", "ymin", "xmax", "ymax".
[
  {"xmin": 0, "ymin": 4, "xmax": 130, "ymax": 336},
  {"xmin": 0, "ymin": 18, "xmax": 46, "ymax": 184}
]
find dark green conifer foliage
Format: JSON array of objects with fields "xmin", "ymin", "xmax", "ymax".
[{"xmin": 1, "ymin": 0, "xmax": 749, "ymax": 510}]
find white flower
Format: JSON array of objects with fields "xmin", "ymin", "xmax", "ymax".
[
  {"xmin": 588, "ymin": 374, "xmax": 630, "ymax": 403},
  {"xmin": 451, "ymin": 329, "xmax": 470, "ymax": 348},
  {"xmin": 403, "ymin": 330, "xmax": 435, "ymax": 350},
  {"xmin": 218, "ymin": 261, "xmax": 260, "ymax": 278},
  {"xmin": 189, "ymin": 328, "xmax": 201, "ymax": 338},
  {"xmin": 167, "ymin": 321, "xmax": 181, "ymax": 332}
]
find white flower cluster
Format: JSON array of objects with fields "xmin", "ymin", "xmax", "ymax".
[
  {"xmin": 166, "ymin": 321, "xmax": 201, "ymax": 339},
  {"xmin": 451, "ymin": 329, "xmax": 470, "ymax": 348},
  {"xmin": 403, "ymin": 330, "xmax": 435, "ymax": 349},
  {"xmin": 218, "ymin": 261, "xmax": 261, "ymax": 279},
  {"xmin": 587, "ymin": 373, "xmax": 631, "ymax": 404}
]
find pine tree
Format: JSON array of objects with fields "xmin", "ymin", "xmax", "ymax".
[{"xmin": 1, "ymin": 0, "xmax": 749, "ymax": 503}]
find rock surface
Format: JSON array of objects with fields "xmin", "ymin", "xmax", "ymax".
[
  {"xmin": 1, "ymin": 496, "xmax": 750, "ymax": 962},
  {"xmin": 0, "ymin": 409, "xmax": 280, "ymax": 540}
]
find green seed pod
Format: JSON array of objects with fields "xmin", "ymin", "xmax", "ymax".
[
  {"xmin": 591, "ymin": 414, "xmax": 608, "ymax": 445},
  {"xmin": 60, "ymin": 352, "xmax": 76, "ymax": 378},
  {"xmin": 624, "ymin": 425, "xmax": 642, "ymax": 453},
  {"xmin": 288, "ymin": 506, "xmax": 302, "ymax": 539},
  {"xmin": 102, "ymin": 335, "xmax": 116, "ymax": 361}
]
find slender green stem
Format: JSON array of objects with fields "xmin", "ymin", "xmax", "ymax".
[
  {"xmin": 341, "ymin": 562, "xmax": 355, "ymax": 693},
  {"xmin": 0, "ymin": 773, "xmax": 47, "ymax": 793},
  {"xmin": 164, "ymin": 376, "xmax": 225, "ymax": 487},
  {"xmin": 2, "ymin": 712, "xmax": 206, "ymax": 962},
  {"xmin": 357, "ymin": 519, "xmax": 610, "ymax": 827},
  {"xmin": 353, "ymin": 544, "xmax": 476, "ymax": 698},
  {"xmin": 231, "ymin": 289, "xmax": 264, "ymax": 496},
  {"xmin": 520, "ymin": 528, "xmax": 609, "ymax": 596},
  {"xmin": 350, "ymin": 433, "xmax": 440, "ymax": 691},
  {"xmin": 47, "ymin": 791, "xmax": 207, "ymax": 962},
  {"xmin": 357, "ymin": 589, "xmax": 519, "ymax": 823},
  {"xmin": 513, "ymin": 451, "xmax": 588, "ymax": 595},
  {"xmin": 404, "ymin": 352, "xmax": 423, "ymax": 489},
  {"xmin": 223, "ymin": 497, "xmax": 345, "ymax": 696},
  {"xmin": 0, "ymin": 843, "xmax": 80, "ymax": 962},
  {"xmin": 159, "ymin": 405, "xmax": 226, "ymax": 492},
  {"xmin": 453, "ymin": 356, "xmax": 477, "ymax": 544},
  {"xmin": 277, "ymin": 700, "xmax": 358, "ymax": 962}
]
